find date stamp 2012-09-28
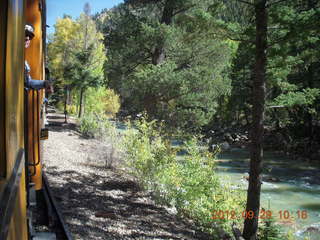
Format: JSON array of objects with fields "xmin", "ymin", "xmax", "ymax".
[{"xmin": 211, "ymin": 209, "xmax": 308, "ymax": 220}]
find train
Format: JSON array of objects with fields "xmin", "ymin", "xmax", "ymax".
[{"xmin": 0, "ymin": 0, "xmax": 50, "ymax": 239}]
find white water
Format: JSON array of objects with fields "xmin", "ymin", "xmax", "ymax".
[{"xmin": 216, "ymin": 149, "xmax": 320, "ymax": 240}]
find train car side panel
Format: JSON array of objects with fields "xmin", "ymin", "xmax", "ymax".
[
  {"xmin": 7, "ymin": 171, "xmax": 28, "ymax": 240},
  {"xmin": 0, "ymin": 0, "xmax": 8, "ymax": 183},
  {"xmin": 25, "ymin": 0, "xmax": 45, "ymax": 190},
  {"xmin": 2, "ymin": 0, "xmax": 28, "ymax": 239}
]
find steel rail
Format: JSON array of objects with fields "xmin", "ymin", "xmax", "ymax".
[{"xmin": 42, "ymin": 172, "xmax": 73, "ymax": 240}]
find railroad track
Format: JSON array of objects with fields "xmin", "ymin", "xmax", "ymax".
[{"xmin": 41, "ymin": 172, "xmax": 73, "ymax": 240}]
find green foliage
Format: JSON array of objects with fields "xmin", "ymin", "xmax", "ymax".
[
  {"xmin": 98, "ymin": 1, "xmax": 233, "ymax": 132},
  {"xmin": 48, "ymin": 9, "xmax": 106, "ymax": 117},
  {"xmin": 79, "ymin": 113, "xmax": 100, "ymax": 138},
  {"xmin": 47, "ymin": 17, "xmax": 80, "ymax": 105},
  {"xmin": 50, "ymin": 1, "xmax": 320, "ymax": 236},
  {"xmin": 48, "ymin": 14, "xmax": 106, "ymax": 89},
  {"xmin": 79, "ymin": 113, "xmax": 114, "ymax": 139},
  {"xmin": 85, "ymin": 87, "xmax": 121, "ymax": 117},
  {"xmin": 47, "ymin": 17, "xmax": 80, "ymax": 82},
  {"xmin": 217, "ymin": 0, "xmax": 320, "ymax": 158},
  {"xmin": 55, "ymin": 101, "xmax": 65, "ymax": 112},
  {"xmin": 66, "ymin": 104, "xmax": 77, "ymax": 115},
  {"xmin": 121, "ymin": 117, "xmax": 175, "ymax": 180},
  {"xmin": 272, "ymin": 88, "xmax": 320, "ymax": 109},
  {"xmin": 79, "ymin": 87, "xmax": 121, "ymax": 138},
  {"xmin": 258, "ymin": 217, "xmax": 285, "ymax": 240},
  {"xmin": 121, "ymin": 116, "xmax": 245, "ymax": 235}
]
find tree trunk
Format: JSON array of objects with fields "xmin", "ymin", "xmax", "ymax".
[
  {"xmin": 243, "ymin": 1, "xmax": 267, "ymax": 239},
  {"xmin": 305, "ymin": 0, "xmax": 315, "ymax": 139},
  {"xmin": 78, "ymin": 88, "xmax": 85, "ymax": 118},
  {"xmin": 64, "ymin": 87, "xmax": 68, "ymax": 123},
  {"xmin": 306, "ymin": 65, "xmax": 314, "ymax": 139},
  {"xmin": 152, "ymin": 0, "xmax": 174, "ymax": 65}
]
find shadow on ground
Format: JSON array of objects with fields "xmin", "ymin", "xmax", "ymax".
[
  {"xmin": 45, "ymin": 165, "xmax": 212, "ymax": 240},
  {"xmin": 46, "ymin": 110, "xmax": 78, "ymax": 132},
  {"xmin": 44, "ymin": 107, "xmax": 214, "ymax": 240}
]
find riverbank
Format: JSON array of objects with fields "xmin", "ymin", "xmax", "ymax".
[{"xmin": 205, "ymin": 125, "xmax": 320, "ymax": 163}]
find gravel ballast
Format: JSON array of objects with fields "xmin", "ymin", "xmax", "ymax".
[{"xmin": 43, "ymin": 110, "xmax": 211, "ymax": 240}]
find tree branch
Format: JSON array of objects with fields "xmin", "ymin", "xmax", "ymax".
[
  {"xmin": 267, "ymin": 22, "xmax": 317, "ymax": 48},
  {"xmin": 266, "ymin": 105, "xmax": 285, "ymax": 109},
  {"xmin": 124, "ymin": 54, "xmax": 151, "ymax": 75},
  {"xmin": 175, "ymin": 103, "xmax": 209, "ymax": 113},
  {"xmin": 236, "ymin": 0, "xmax": 254, "ymax": 6},
  {"xmin": 226, "ymin": 35, "xmax": 255, "ymax": 44},
  {"xmin": 172, "ymin": 4, "xmax": 196, "ymax": 17},
  {"xmin": 267, "ymin": 0, "xmax": 289, "ymax": 8},
  {"xmin": 161, "ymin": 86, "xmax": 203, "ymax": 103}
]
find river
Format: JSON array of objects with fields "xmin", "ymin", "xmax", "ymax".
[
  {"xmin": 216, "ymin": 148, "xmax": 320, "ymax": 240},
  {"xmin": 114, "ymin": 122, "xmax": 319, "ymax": 239}
]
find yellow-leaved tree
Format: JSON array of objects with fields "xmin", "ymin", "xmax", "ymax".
[{"xmin": 48, "ymin": 3, "xmax": 107, "ymax": 118}]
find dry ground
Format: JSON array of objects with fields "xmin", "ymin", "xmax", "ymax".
[{"xmin": 43, "ymin": 109, "xmax": 212, "ymax": 240}]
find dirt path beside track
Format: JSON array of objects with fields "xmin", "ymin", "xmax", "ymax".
[{"xmin": 43, "ymin": 109, "xmax": 211, "ymax": 240}]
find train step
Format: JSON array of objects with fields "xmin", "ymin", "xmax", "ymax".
[{"xmin": 33, "ymin": 232, "xmax": 56, "ymax": 240}]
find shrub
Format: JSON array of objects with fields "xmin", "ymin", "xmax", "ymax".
[
  {"xmin": 66, "ymin": 104, "xmax": 77, "ymax": 115},
  {"xmin": 79, "ymin": 113, "xmax": 100, "ymax": 138},
  {"xmin": 79, "ymin": 87, "xmax": 121, "ymax": 138},
  {"xmin": 85, "ymin": 87, "xmax": 120, "ymax": 117},
  {"xmin": 55, "ymin": 101, "xmax": 64, "ymax": 112},
  {"xmin": 120, "ymin": 116, "xmax": 245, "ymax": 237},
  {"xmin": 258, "ymin": 217, "xmax": 286, "ymax": 240}
]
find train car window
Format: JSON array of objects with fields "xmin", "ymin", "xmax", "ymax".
[{"xmin": 0, "ymin": 1, "xmax": 8, "ymax": 179}]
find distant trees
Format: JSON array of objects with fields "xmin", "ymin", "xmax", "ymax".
[
  {"xmin": 226, "ymin": 0, "xmax": 320, "ymax": 144},
  {"xmin": 48, "ymin": 5, "xmax": 106, "ymax": 117},
  {"xmin": 221, "ymin": 0, "xmax": 320, "ymax": 239},
  {"xmin": 47, "ymin": 16, "xmax": 79, "ymax": 107},
  {"xmin": 96, "ymin": 0, "xmax": 233, "ymax": 132}
]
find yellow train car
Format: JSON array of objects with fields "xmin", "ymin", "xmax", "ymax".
[{"xmin": 0, "ymin": 0, "xmax": 48, "ymax": 239}]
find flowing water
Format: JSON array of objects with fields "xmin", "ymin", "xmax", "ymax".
[
  {"xmin": 216, "ymin": 148, "xmax": 320, "ymax": 239},
  {"xmin": 114, "ymin": 122, "xmax": 319, "ymax": 239}
]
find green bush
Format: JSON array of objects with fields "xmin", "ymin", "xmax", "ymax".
[
  {"xmin": 121, "ymin": 116, "xmax": 245, "ymax": 237},
  {"xmin": 67, "ymin": 104, "xmax": 77, "ymax": 115},
  {"xmin": 121, "ymin": 118, "xmax": 176, "ymax": 182},
  {"xmin": 258, "ymin": 217, "xmax": 286, "ymax": 240},
  {"xmin": 85, "ymin": 87, "xmax": 120, "ymax": 117},
  {"xmin": 55, "ymin": 101, "xmax": 64, "ymax": 112},
  {"xmin": 79, "ymin": 87, "xmax": 121, "ymax": 138},
  {"xmin": 79, "ymin": 113, "xmax": 113, "ymax": 138},
  {"xmin": 79, "ymin": 114, "xmax": 100, "ymax": 138}
]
